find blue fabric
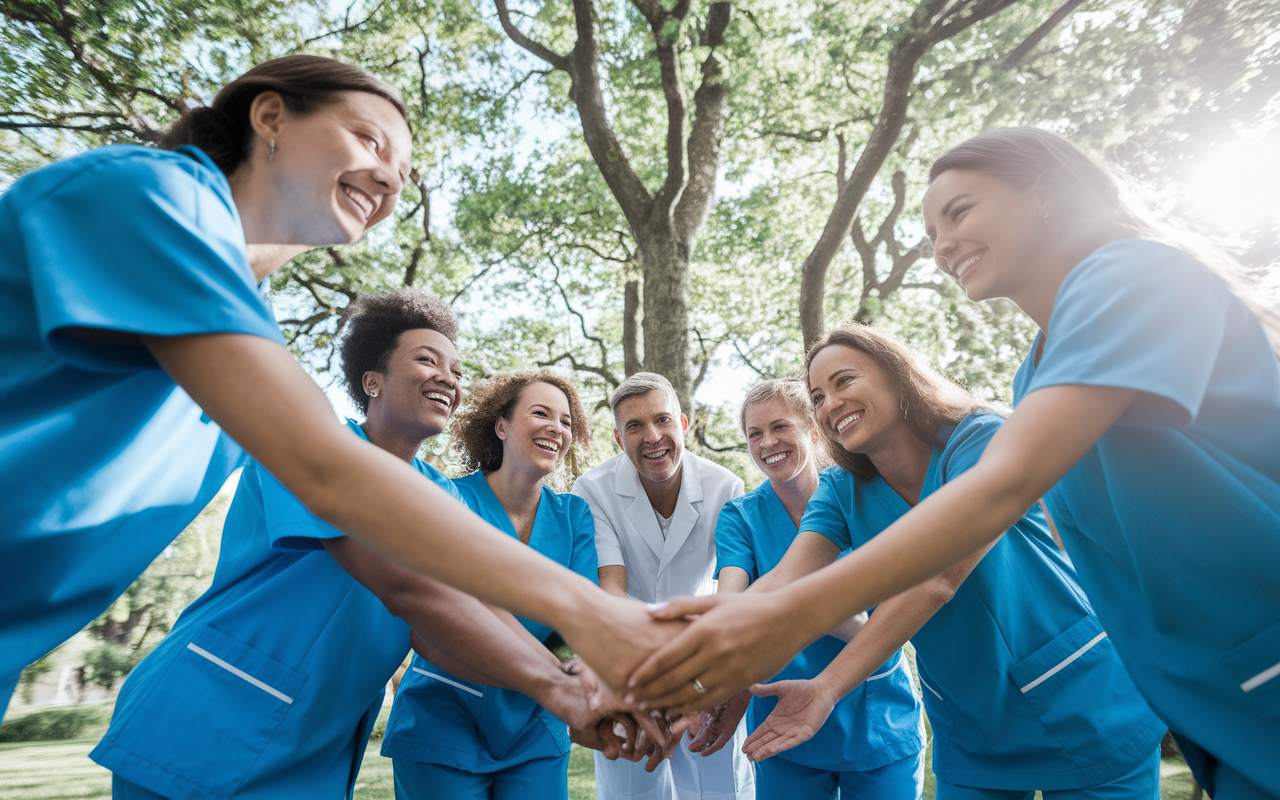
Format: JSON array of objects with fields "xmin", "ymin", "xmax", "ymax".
[
  {"xmin": 391, "ymin": 753, "xmax": 570, "ymax": 800},
  {"xmin": 381, "ymin": 471, "xmax": 598, "ymax": 772},
  {"xmin": 801, "ymin": 414, "xmax": 1164, "ymax": 790},
  {"xmin": 934, "ymin": 747, "xmax": 1160, "ymax": 800},
  {"xmin": 91, "ymin": 420, "xmax": 458, "ymax": 800},
  {"xmin": 751, "ymin": 748, "xmax": 924, "ymax": 800},
  {"xmin": 715, "ymin": 482, "xmax": 924, "ymax": 772},
  {"xmin": 0, "ymin": 145, "xmax": 282, "ymax": 701},
  {"xmin": 1011, "ymin": 238, "xmax": 1280, "ymax": 796}
]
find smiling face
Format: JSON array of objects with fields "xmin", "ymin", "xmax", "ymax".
[
  {"xmin": 364, "ymin": 328, "xmax": 462, "ymax": 441},
  {"xmin": 807, "ymin": 344, "xmax": 909, "ymax": 459},
  {"xmin": 743, "ymin": 396, "xmax": 820, "ymax": 486},
  {"xmin": 258, "ymin": 90, "xmax": 412, "ymax": 245},
  {"xmin": 921, "ymin": 168, "xmax": 1050, "ymax": 303},
  {"xmin": 614, "ymin": 390, "xmax": 688, "ymax": 485},
  {"xmin": 495, "ymin": 381, "xmax": 574, "ymax": 479}
]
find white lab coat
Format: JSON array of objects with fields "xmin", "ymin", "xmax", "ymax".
[{"xmin": 572, "ymin": 451, "xmax": 754, "ymax": 800}]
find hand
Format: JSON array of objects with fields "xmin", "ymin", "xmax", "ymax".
[
  {"xmin": 626, "ymin": 592, "xmax": 816, "ymax": 713},
  {"xmin": 688, "ymin": 690, "xmax": 751, "ymax": 757},
  {"xmin": 562, "ymin": 592, "xmax": 687, "ymax": 691},
  {"xmin": 741, "ymin": 679, "xmax": 837, "ymax": 762}
]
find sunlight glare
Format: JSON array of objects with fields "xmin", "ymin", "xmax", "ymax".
[{"xmin": 1183, "ymin": 130, "xmax": 1280, "ymax": 235}]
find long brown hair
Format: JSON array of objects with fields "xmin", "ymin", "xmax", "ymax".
[
  {"xmin": 805, "ymin": 323, "xmax": 981, "ymax": 482},
  {"xmin": 929, "ymin": 127, "xmax": 1279, "ymax": 350},
  {"xmin": 159, "ymin": 54, "xmax": 406, "ymax": 175},
  {"xmin": 448, "ymin": 370, "xmax": 592, "ymax": 484}
]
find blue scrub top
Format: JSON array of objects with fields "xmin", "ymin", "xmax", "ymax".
[
  {"xmin": 0, "ymin": 145, "xmax": 282, "ymax": 707},
  {"xmin": 90, "ymin": 420, "xmax": 456, "ymax": 800},
  {"xmin": 381, "ymin": 470, "xmax": 598, "ymax": 772},
  {"xmin": 802, "ymin": 415, "xmax": 1164, "ymax": 791},
  {"xmin": 1012, "ymin": 238, "xmax": 1280, "ymax": 790},
  {"xmin": 715, "ymin": 482, "xmax": 925, "ymax": 773}
]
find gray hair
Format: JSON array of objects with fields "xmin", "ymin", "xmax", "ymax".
[
  {"xmin": 739, "ymin": 377, "xmax": 818, "ymax": 435},
  {"xmin": 610, "ymin": 372, "xmax": 682, "ymax": 427}
]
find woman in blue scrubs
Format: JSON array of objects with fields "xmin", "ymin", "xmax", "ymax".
[
  {"xmin": 632, "ymin": 128, "xmax": 1280, "ymax": 798},
  {"xmin": 382, "ymin": 370, "xmax": 601, "ymax": 800},
  {"xmin": 735, "ymin": 326, "xmax": 1163, "ymax": 799},
  {"xmin": 711, "ymin": 378, "xmax": 925, "ymax": 800},
  {"xmin": 0, "ymin": 55, "xmax": 670, "ymax": 712},
  {"xmin": 92, "ymin": 291, "xmax": 607, "ymax": 800}
]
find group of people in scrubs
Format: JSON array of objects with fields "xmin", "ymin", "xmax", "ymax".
[{"xmin": 3, "ymin": 48, "xmax": 1278, "ymax": 800}]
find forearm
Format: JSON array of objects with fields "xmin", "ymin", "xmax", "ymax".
[
  {"xmin": 825, "ymin": 612, "xmax": 869, "ymax": 642},
  {"xmin": 748, "ymin": 532, "xmax": 842, "ymax": 594}
]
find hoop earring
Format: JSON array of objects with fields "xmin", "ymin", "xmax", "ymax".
[{"xmin": 269, "ymin": 139, "xmax": 276, "ymax": 162}]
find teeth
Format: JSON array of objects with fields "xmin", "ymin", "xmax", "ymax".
[
  {"xmin": 643, "ymin": 450, "xmax": 669, "ymax": 460},
  {"xmin": 533, "ymin": 438, "xmax": 560, "ymax": 453},
  {"xmin": 954, "ymin": 252, "xmax": 982, "ymax": 279},
  {"xmin": 425, "ymin": 391, "xmax": 451, "ymax": 405},
  {"xmin": 835, "ymin": 412, "xmax": 862, "ymax": 433},
  {"xmin": 763, "ymin": 452, "xmax": 788, "ymax": 465}
]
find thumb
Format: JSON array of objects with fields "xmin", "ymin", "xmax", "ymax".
[
  {"xmin": 646, "ymin": 594, "xmax": 722, "ymax": 620},
  {"xmin": 748, "ymin": 682, "xmax": 781, "ymax": 698}
]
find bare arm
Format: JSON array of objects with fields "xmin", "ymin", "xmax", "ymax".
[
  {"xmin": 631, "ymin": 384, "xmax": 1136, "ymax": 710},
  {"xmin": 143, "ymin": 333, "xmax": 680, "ymax": 688},
  {"xmin": 746, "ymin": 533, "xmax": 865, "ymax": 640},
  {"xmin": 599, "ymin": 565, "xmax": 628, "ymax": 598}
]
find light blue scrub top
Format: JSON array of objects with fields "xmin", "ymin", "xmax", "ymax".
[
  {"xmin": 715, "ymin": 482, "xmax": 925, "ymax": 773},
  {"xmin": 1012, "ymin": 239, "xmax": 1280, "ymax": 791},
  {"xmin": 381, "ymin": 470, "xmax": 598, "ymax": 772},
  {"xmin": 0, "ymin": 145, "xmax": 282, "ymax": 709},
  {"xmin": 803, "ymin": 415, "xmax": 1165, "ymax": 791},
  {"xmin": 90, "ymin": 420, "xmax": 456, "ymax": 800}
]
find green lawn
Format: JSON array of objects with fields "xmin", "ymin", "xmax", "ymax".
[{"xmin": 0, "ymin": 736, "xmax": 1200, "ymax": 800}]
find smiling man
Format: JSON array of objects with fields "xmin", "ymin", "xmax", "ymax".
[{"xmin": 572, "ymin": 373, "xmax": 754, "ymax": 800}]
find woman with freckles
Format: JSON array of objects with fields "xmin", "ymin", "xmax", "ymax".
[
  {"xmin": 0, "ymin": 54, "xmax": 673, "ymax": 717},
  {"xmin": 710, "ymin": 378, "xmax": 926, "ymax": 800},
  {"xmin": 633, "ymin": 128, "xmax": 1280, "ymax": 799},
  {"xmin": 383, "ymin": 370, "xmax": 671, "ymax": 800}
]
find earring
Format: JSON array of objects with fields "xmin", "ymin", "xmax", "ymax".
[
  {"xmin": 368, "ymin": 390, "xmax": 378, "ymax": 398},
  {"xmin": 269, "ymin": 139, "xmax": 276, "ymax": 162},
  {"xmin": 900, "ymin": 392, "xmax": 909, "ymax": 420}
]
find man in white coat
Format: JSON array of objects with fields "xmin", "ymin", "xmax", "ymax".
[{"xmin": 573, "ymin": 373, "xmax": 755, "ymax": 800}]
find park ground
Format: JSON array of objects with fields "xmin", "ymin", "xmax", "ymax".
[{"xmin": 0, "ymin": 704, "xmax": 1201, "ymax": 800}]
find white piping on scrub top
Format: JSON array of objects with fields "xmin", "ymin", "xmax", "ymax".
[
  {"xmin": 919, "ymin": 677, "xmax": 944, "ymax": 702},
  {"xmin": 865, "ymin": 654, "xmax": 906, "ymax": 681},
  {"xmin": 413, "ymin": 666, "xmax": 484, "ymax": 698},
  {"xmin": 186, "ymin": 643, "xmax": 295, "ymax": 704},
  {"xmin": 1241, "ymin": 659, "xmax": 1280, "ymax": 693},
  {"xmin": 1019, "ymin": 632, "xmax": 1107, "ymax": 694}
]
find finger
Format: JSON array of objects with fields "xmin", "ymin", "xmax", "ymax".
[
  {"xmin": 741, "ymin": 727, "xmax": 776, "ymax": 757},
  {"xmin": 645, "ymin": 595, "xmax": 722, "ymax": 621},
  {"xmin": 627, "ymin": 631, "xmax": 708, "ymax": 693},
  {"xmin": 697, "ymin": 727, "xmax": 735, "ymax": 757},
  {"xmin": 644, "ymin": 741, "xmax": 667, "ymax": 773},
  {"xmin": 633, "ymin": 712, "xmax": 671, "ymax": 752},
  {"xmin": 747, "ymin": 732, "xmax": 799, "ymax": 762},
  {"xmin": 748, "ymin": 682, "xmax": 781, "ymax": 698},
  {"xmin": 616, "ymin": 715, "xmax": 638, "ymax": 754}
]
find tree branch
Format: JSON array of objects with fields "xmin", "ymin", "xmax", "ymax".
[
  {"xmin": 674, "ymin": 23, "xmax": 730, "ymax": 243},
  {"xmin": 301, "ymin": 0, "xmax": 393, "ymax": 45},
  {"xmin": 1001, "ymin": 0, "xmax": 1088, "ymax": 69},
  {"xmin": 494, "ymin": 0, "xmax": 571, "ymax": 69}
]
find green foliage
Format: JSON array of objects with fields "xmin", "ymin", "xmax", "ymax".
[
  {"xmin": 0, "ymin": 704, "xmax": 113, "ymax": 743},
  {"xmin": 15, "ymin": 655, "xmax": 53, "ymax": 705}
]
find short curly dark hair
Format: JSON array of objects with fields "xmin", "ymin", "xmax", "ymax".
[
  {"xmin": 339, "ymin": 289, "xmax": 459, "ymax": 415},
  {"xmin": 448, "ymin": 370, "xmax": 591, "ymax": 482}
]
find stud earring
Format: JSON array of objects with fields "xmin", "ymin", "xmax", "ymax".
[
  {"xmin": 269, "ymin": 139, "xmax": 276, "ymax": 162},
  {"xmin": 368, "ymin": 390, "xmax": 378, "ymax": 398}
]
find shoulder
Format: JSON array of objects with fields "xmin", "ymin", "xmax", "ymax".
[
  {"xmin": 687, "ymin": 452, "xmax": 744, "ymax": 490},
  {"xmin": 16, "ymin": 145, "xmax": 230, "ymax": 211},
  {"xmin": 571, "ymin": 453, "xmax": 628, "ymax": 494},
  {"xmin": 946, "ymin": 412, "xmax": 1003, "ymax": 448},
  {"xmin": 816, "ymin": 465, "xmax": 853, "ymax": 491},
  {"xmin": 416, "ymin": 461, "xmax": 467, "ymax": 501},
  {"xmin": 1063, "ymin": 239, "xmax": 1221, "ymax": 301},
  {"xmin": 547, "ymin": 485, "xmax": 591, "ymax": 516},
  {"xmin": 720, "ymin": 481, "xmax": 769, "ymax": 519}
]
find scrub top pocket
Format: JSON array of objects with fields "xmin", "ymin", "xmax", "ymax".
[
  {"xmin": 108, "ymin": 625, "xmax": 306, "ymax": 799},
  {"xmin": 1006, "ymin": 615, "xmax": 1132, "ymax": 769},
  {"xmin": 1219, "ymin": 618, "xmax": 1280, "ymax": 728}
]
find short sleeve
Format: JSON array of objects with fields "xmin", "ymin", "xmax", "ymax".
[
  {"xmin": 21, "ymin": 147, "xmax": 282, "ymax": 371},
  {"xmin": 573, "ymin": 480, "xmax": 625, "ymax": 569},
  {"xmin": 1029, "ymin": 240, "xmax": 1232, "ymax": 427},
  {"xmin": 251, "ymin": 463, "xmax": 345, "ymax": 551},
  {"xmin": 800, "ymin": 470, "xmax": 853, "ymax": 550},
  {"xmin": 568, "ymin": 497, "xmax": 600, "ymax": 585},
  {"xmin": 939, "ymin": 414, "xmax": 1001, "ymax": 484},
  {"xmin": 714, "ymin": 501, "xmax": 758, "ymax": 582}
]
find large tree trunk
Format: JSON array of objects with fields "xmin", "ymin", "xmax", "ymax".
[
  {"xmin": 623, "ymin": 279, "xmax": 644, "ymax": 375},
  {"xmin": 636, "ymin": 223, "xmax": 693, "ymax": 413}
]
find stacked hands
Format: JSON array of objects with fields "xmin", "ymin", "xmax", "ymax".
[{"xmin": 554, "ymin": 589, "xmax": 834, "ymax": 768}]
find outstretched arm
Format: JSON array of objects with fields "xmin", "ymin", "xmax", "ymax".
[
  {"xmin": 144, "ymin": 332, "xmax": 681, "ymax": 688},
  {"xmin": 741, "ymin": 545, "xmax": 992, "ymax": 760},
  {"xmin": 629, "ymin": 383, "xmax": 1136, "ymax": 710}
]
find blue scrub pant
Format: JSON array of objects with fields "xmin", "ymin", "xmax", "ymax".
[
  {"xmin": 752, "ymin": 750, "xmax": 924, "ymax": 800},
  {"xmin": 1172, "ymin": 732, "xmax": 1280, "ymax": 800},
  {"xmin": 392, "ymin": 754, "xmax": 570, "ymax": 800},
  {"xmin": 934, "ymin": 748, "xmax": 1160, "ymax": 800},
  {"xmin": 113, "ymin": 775, "xmax": 169, "ymax": 800}
]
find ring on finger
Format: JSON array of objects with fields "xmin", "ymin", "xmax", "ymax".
[{"xmin": 692, "ymin": 677, "xmax": 707, "ymax": 694}]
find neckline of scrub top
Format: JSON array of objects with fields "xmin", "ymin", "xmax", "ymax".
[
  {"xmin": 865, "ymin": 423, "xmax": 959, "ymax": 516},
  {"xmin": 462, "ymin": 470, "xmax": 551, "ymax": 547},
  {"xmin": 757, "ymin": 480, "xmax": 800, "ymax": 533}
]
